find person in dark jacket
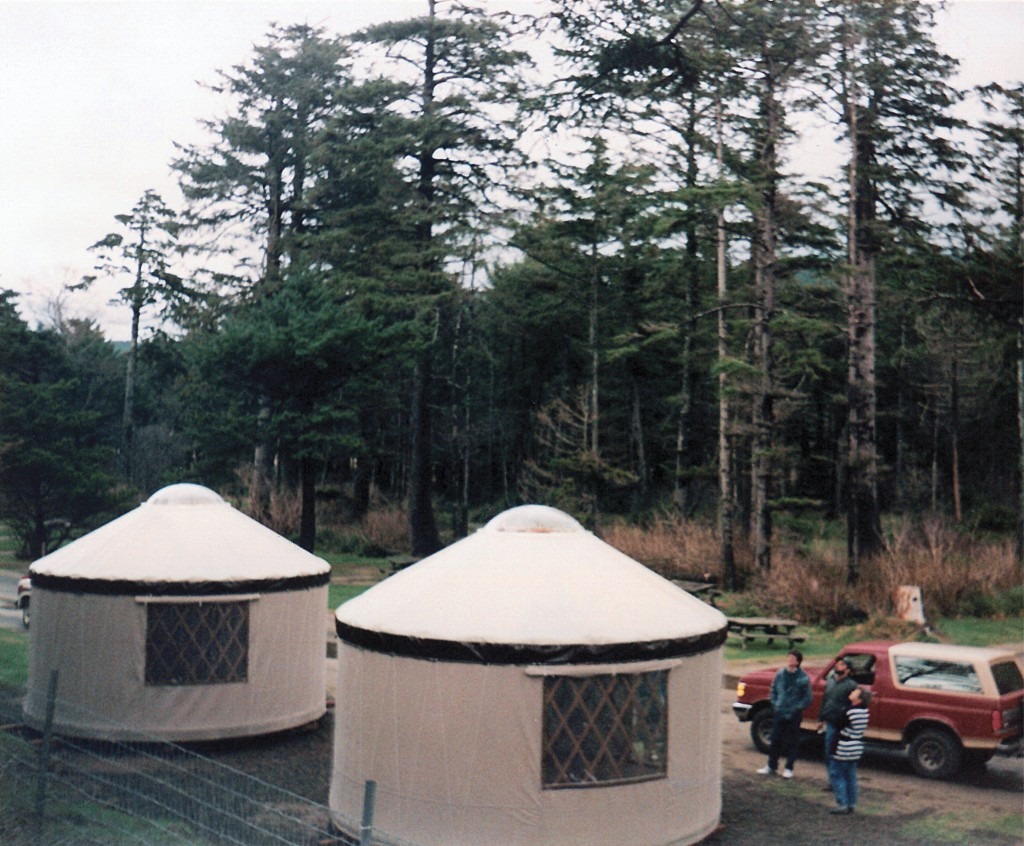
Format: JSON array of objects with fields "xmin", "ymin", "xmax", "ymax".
[
  {"xmin": 817, "ymin": 658, "xmax": 858, "ymax": 792},
  {"xmin": 757, "ymin": 650, "xmax": 813, "ymax": 778},
  {"xmin": 829, "ymin": 686, "xmax": 872, "ymax": 814}
]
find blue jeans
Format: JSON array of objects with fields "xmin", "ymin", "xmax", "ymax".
[
  {"xmin": 832, "ymin": 758, "xmax": 858, "ymax": 808},
  {"xmin": 768, "ymin": 711, "xmax": 803, "ymax": 771},
  {"xmin": 824, "ymin": 723, "xmax": 839, "ymax": 786}
]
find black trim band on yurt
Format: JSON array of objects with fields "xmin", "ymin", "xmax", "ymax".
[
  {"xmin": 30, "ymin": 571, "xmax": 331, "ymax": 597},
  {"xmin": 336, "ymin": 620, "xmax": 729, "ymax": 666}
]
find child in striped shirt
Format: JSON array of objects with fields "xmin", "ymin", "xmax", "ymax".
[{"xmin": 829, "ymin": 686, "xmax": 872, "ymax": 814}]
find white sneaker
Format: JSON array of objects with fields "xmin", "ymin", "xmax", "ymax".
[
  {"xmin": 756, "ymin": 765, "xmax": 774, "ymax": 775},
  {"xmin": 782, "ymin": 769, "xmax": 794, "ymax": 779}
]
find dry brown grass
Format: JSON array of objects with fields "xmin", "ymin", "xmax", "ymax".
[
  {"xmin": 872, "ymin": 517, "xmax": 1021, "ymax": 617},
  {"xmin": 600, "ymin": 514, "xmax": 729, "ymax": 580},
  {"xmin": 358, "ymin": 506, "xmax": 409, "ymax": 554},
  {"xmin": 295, "ymin": 489, "xmax": 1020, "ymax": 626},
  {"xmin": 600, "ymin": 511, "xmax": 1021, "ymax": 626},
  {"xmin": 232, "ymin": 465, "xmax": 302, "ymax": 537},
  {"xmin": 747, "ymin": 516, "xmax": 1022, "ymax": 625}
]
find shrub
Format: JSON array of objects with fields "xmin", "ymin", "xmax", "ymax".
[
  {"xmin": 745, "ymin": 515, "xmax": 1022, "ymax": 626},
  {"xmin": 317, "ymin": 528, "xmax": 388, "ymax": 558},
  {"xmin": 748, "ymin": 545, "xmax": 859, "ymax": 626},
  {"xmin": 233, "ymin": 465, "xmax": 302, "ymax": 537},
  {"xmin": 601, "ymin": 514, "xmax": 726, "ymax": 580},
  {"xmin": 874, "ymin": 516, "xmax": 1021, "ymax": 619},
  {"xmin": 359, "ymin": 506, "xmax": 408, "ymax": 554},
  {"xmin": 831, "ymin": 617, "xmax": 925, "ymax": 643}
]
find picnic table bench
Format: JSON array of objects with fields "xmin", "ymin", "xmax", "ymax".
[
  {"xmin": 726, "ymin": 616, "xmax": 805, "ymax": 650},
  {"xmin": 674, "ymin": 580, "xmax": 722, "ymax": 607},
  {"xmin": 381, "ymin": 555, "xmax": 418, "ymax": 576}
]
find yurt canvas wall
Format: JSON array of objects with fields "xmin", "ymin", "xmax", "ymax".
[
  {"xmin": 24, "ymin": 483, "xmax": 330, "ymax": 741},
  {"xmin": 330, "ymin": 505, "xmax": 728, "ymax": 846}
]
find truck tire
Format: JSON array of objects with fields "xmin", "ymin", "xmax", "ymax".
[
  {"xmin": 750, "ymin": 707, "xmax": 773, "ymax": 754},
  {"xmin": 909, "ymin": 728, "xmax": 962, "ymax": 779}
]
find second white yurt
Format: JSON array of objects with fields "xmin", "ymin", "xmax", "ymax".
[
  {"xmin": 24, "ymin": 483, "xmax": 330, "ymax": 741},
  {"xmin": 329, "ymin": 505, "xmax": 728, "ymax": 846}
]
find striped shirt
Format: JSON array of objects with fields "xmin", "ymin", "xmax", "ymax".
[{"xmin": 834, "ymin": 706, "xmax": 869, "ymax": 761}]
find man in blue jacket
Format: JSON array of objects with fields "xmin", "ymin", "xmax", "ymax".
[{"xmin": 757, "ymin": 649, "xmax": 813, "ymax": 778}]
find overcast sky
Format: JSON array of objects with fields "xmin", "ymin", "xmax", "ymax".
[{"xmin": 1, "ymin": 0, "xmax": 1021, "ymax": 341}]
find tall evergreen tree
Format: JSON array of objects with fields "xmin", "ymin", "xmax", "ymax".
[
  {"xmin": 339, "ymin": 0, "xmax": 531, "ymax": 555},
  {"xmin": 825, "ymin": 0, "xmax": 967, "ymax": 582},
  {"xmin": 77, "ymin": 189, "xmax": 187, "ymax": 487},
  {"xmin": 191, "ymin": 272, "xmax": 379, "ymax": 550},
  {"xmin": 0, "ymin": 291, "xmax": 119, "ymax": 558},
  {"xmin": 505, "ymin": 141, "xmax": 667, "ymax": 523},
  {"xmin": 719, "ymin": 0, "xmax": 825, "ymax": 572},
  {"xmin": 173, "ymin": 24, "xmax": 352, "ymax": 515},
  {"xmin": 969, "ymin": 82, "xmax": 1024, "ymax": 555}
]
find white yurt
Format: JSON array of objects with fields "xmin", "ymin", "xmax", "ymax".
[
  {"xmin": 329, "ymin": 505, "xmax": 728, "ymax": 846},
  {"xmin": 24, "ymin": 483, "xmax": 330, "ymax": 741}
]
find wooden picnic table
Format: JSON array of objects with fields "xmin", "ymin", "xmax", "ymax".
[
  {"xmin": 726, "ymin": 616, "xmax": 805, "ymax": 650},
  {"xmin": 674, "ymin": 580, "xmax": 722, "ymax": 607},
  {"xmin": 381, "ymin": 555, "xmax": 419, "ymax": 576}
]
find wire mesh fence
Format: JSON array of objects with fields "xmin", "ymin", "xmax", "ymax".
[{"xmin": 0, "ymin": 682, "xmax": 404, "ymax": 846}]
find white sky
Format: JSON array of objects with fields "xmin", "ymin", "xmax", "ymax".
[{"xmin": 1, "ymin": 0, "xmax": 1021, "ymax": 341}]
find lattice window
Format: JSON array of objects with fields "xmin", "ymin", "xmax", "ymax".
[
  {"xmin": 542, "ymin": 670, "xmax": 668, "ymax": 789},
  {"xmin": 145, "ymin": 601, "xmax": 249, "ymax": 686}
]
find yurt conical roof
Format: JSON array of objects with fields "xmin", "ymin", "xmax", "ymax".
[
  {"xmin": 30, "ymin": 483, "xmax": 329, "ymax": 594},
  {"xmin": 336, "ymin": 504, "xmax": 727, "ymax": 664}
]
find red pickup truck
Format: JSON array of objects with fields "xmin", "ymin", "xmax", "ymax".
[{"xmin": 732, "ymin": 640, "xmax": 1024, "ymax": 779}]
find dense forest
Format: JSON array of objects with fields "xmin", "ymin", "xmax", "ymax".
[{"xmin": 1, "ymin": 0, "xmax": 1021, "ymax": 587}]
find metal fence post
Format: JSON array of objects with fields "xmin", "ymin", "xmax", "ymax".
[
  {"xmin": 359, "ymin": 779, "xmax": 377, "ymax": 846},
  {"xmin": 33, "ymin": 670, "xmax": 58, "ymax": 844}
]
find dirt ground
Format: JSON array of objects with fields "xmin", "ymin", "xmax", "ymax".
[
  {"xmin": 212, "ymin": 653, "xmax": 1023, "ymax": 846},
  {"xmin": 210, "ymin": 682, "xmax": 1023, "ymax": 846},
  {"xmin": 5, "ymin": 666, "xmax": 1020, "ymax": 846},
  {"xmin": 5, "ymin": 577, "xmax": 1018, "ymax": 846},
  {"xmin": 321, "ymin": 604, "xmax": 1023, "ymax": 846},
  {"xmin": 709, "ymin": 685, "xmax": 1023, "ymax": 846}
]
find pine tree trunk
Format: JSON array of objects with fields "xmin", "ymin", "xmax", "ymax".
[
  {"xmin": 950, "ymin": 355, "xmax": 962, "ymax": 523},
  {"xmin": 409, "ymin": 351, "xmax": 440, "ymax": 557},
  {"xmin": 845, "ymin": 250, "xmax": 882, "ymax": 582},
  {"xmin": 122, "ymin": 295, "xmax": 141, "ymax": 486},
  {"xmin": 253, "ymin": 158, "xmax": 285, "ymax": 521},
  {"xmin": 589, "ymin": 243, "xmax": 600, "ymax": 457},
  {"xmin": 406, "ymin": 0, "xmax": 442, "ymax": 557},
  {"xmin": 895, "ymin": 321, "xmax": 908, "ymax": 508},
  {"xmin": 253, "ymin": 397, "xmax": 275, "ymax": 519},
  {"xmin": 121, "ymin": 226, "xmax": 147, "ymax": 486},
  {"xmin": 674, "ymin": 93, "xmax": 699, "ymax": 515},
  {"xmin": 1017, "ymin": 337, "xmax": 1023, "ymax": 561},
  {"xmin": 751, "ymin": 72, "xmax": 780, "ymax": 574},
  {"xmin": 752, "ymin": 236, "xmax": 775, "ymax": 574},
  {"xmin": 630, "ymin": 379, "xmax": 648, "ymax": 511},
  {"xmin": 298, "ymin": 455, "xmax": 316, "ymax": 552},
  {"xmin": 718, "ymin": 207, "xmax": 736, "ymax": 589},
  {"xmin": 716, "ymin": 100, "xmax": 737, "ymax": 589},
  {"xmin": 844, "ymin": 72, "xmax": 884, "ymax": 582}
]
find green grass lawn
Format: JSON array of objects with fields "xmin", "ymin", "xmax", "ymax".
[
  {"xmin": 0, "ymin": 628, "xmax": 28, "ymax": 687},
  {"xmin": 721, "ymin": 616, "xmax": 1024, "ymax": 663},
  {"xmin": 935, "ymin": 617, "xmax": 1024, "ymax": 647},
  {"xmin": 0, "ymin": 525, "xmax": 21, "ymax": 570},
  {"xmin": 329, "ymin": 583, "xmax": 369, "ymax": 609}
]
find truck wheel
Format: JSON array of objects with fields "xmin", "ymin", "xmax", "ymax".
[
  {"xmin": 750, "ymin": 708, "xmax": 773, "ymax": 754},
  {"xmin": 909, "ymin": 729, "xmax": 962, "ymax": 779}
]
